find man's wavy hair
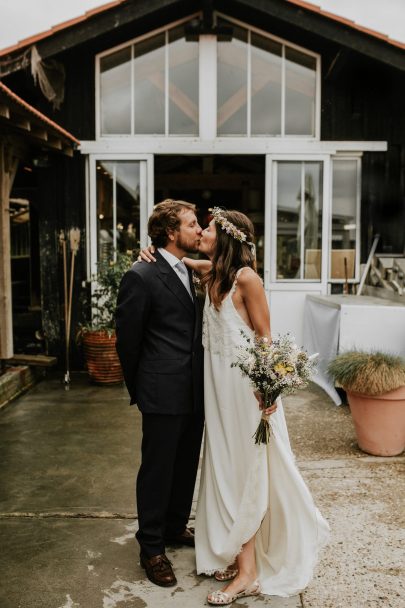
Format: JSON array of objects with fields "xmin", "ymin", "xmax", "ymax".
[
  {"xmin": 148, "ymin": 199, "xmax": 197, "ymax": 248},
  {"xmin": 201, "ymin": 210, "xmax": 256, "ymax": 310}
]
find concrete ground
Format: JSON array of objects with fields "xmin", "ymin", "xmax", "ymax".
[{"xmin": 0, "ymin": 374, "xmax": 403, "ymax": 608}]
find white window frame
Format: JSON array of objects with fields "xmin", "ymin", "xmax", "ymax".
[
  {"xmin": 95, "ymin": 12, "xmax": 321, "ymax": 140},
  {"xmin": 329, "ymin": 154, "xmax": 362, "ymax": 284},
  {"xmin": 264, "ymin": 154, "xmax": 331, "ymax": 293},
  {"xmin": 215, "ymin": 12, "xmax": 321, "ymax": 140},
  {"xmin": 95, "ymin": 13, "xmax": 201, "ymax": 140},
  {"xmin": 87, "ymin": 153, "xmax": 154, "ymax": 279}
]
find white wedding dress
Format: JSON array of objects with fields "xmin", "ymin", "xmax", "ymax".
[{"xmin": 195, "ymin": 269, "xmax": 330, "ymax": 597}]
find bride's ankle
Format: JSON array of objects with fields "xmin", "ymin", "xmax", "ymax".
[{"xmin": 236, "ymin": 570, "xmax": 257, "ymax": 583}]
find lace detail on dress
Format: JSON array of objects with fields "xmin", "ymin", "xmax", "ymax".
[{"xmin": 202, "ymin": 268, "xmax": 253, "ymax": 357}]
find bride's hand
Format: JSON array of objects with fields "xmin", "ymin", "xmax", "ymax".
[
  {"xmin": 254, "ymin": 390, "xmax": 277, "ymax": 415},
  {"xmin": 138, "ymin": 245, "xmax": 156, "ymax": 263}
]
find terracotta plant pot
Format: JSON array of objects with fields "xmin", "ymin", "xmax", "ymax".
[
  {"xmin": 82, "ymin": 330, "xmax": 123, "ymax": 385},
  {"xmin": 346, "ymin": 386, "xmax": 405, "ymax": 456}
]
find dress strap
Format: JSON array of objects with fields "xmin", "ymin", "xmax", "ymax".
[{"xmin": 230, "ymin": 267, "xmax": 249, "ymax": 296}]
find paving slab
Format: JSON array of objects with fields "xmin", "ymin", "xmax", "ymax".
[
  {"xmin": 282, "ymin": 385, "xmax": 405, "ymax": 608},
  {"xmin": 0, "ymin": 517, "xmax": 301, "ymax": 608},
  {"xmin": 1, "ymin": 373, "xmax": 403, "ymax": 608}
]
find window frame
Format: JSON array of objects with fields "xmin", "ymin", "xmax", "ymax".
[
  {"xmin": 87, "ymin": 153, "xmax": 154, "ymax": 279},
  {"xmin": 265, "ymin": 154, "xmax": 331, "ymax": 290},
  {"xmin": 215, "ymin": 12, "xmax": 321, "ymax": 139},
  {"xmin": 329, "ymin": 154, "xmax": 362, "ymax": 284},
  {"xmin": 95, "ymin": 13, "xmax": 201, "ymax": 139},
  {"xmin": 95, "ymin": 12, "xmax": 321, "ymax": 140}
]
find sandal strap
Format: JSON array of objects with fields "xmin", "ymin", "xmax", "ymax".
[{"xmin": 208, "ymin": 590, "xmax": 232, "ymax": 604}]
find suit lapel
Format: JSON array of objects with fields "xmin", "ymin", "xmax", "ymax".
[
  {"xmin": 155, "ymin": 251, "xmax": 195, "ymax": 315},
  {"xmin": 188, "ymin": 267, "xmax": 201, "ymax": 342}
]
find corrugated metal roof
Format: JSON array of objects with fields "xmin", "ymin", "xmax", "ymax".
[
  {"xmin": 0, "ymin": 0, "xmax": 403, "ymax": 58},
  {"xmin": 0, "ymin": 80, "xmax": 79, "ymax": 145}
]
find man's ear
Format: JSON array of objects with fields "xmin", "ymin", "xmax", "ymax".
[{"xmin": 167, "ymin": 229, "xmax": 175, "ymax": 242}]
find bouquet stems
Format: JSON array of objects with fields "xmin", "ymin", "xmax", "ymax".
[{"xmin": 253, "ymin": 388, "xmax": 279, "ymax": 445}]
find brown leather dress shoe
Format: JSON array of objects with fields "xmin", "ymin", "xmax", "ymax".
[
  {"xmin": 140, "ymin": 553, "xmax": 177, "ymax": 587},
  {"xmin": 165, "ymin": 526, "xmax": 195, "ymax": 547}
]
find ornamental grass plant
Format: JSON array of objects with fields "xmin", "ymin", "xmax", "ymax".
[{"xmin": 327, "ymin": 351, "xmax": 405, "ymax": 396}]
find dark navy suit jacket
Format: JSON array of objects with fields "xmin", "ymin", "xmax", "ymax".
[{"xmin": 115, "ymin": 250, "xmax": 204, "ymax": 414}]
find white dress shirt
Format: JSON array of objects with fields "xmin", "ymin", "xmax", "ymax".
[{"xmin": 158, "ymin": 248, "xmax": 193, "ymax": 299}]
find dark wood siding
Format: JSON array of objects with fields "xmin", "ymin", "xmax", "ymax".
[{"xmin": 3, "ymin": 1, "xmax": 405, "ymax": 365}]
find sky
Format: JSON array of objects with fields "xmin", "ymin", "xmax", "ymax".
[{"xmin": 0, "ymin": 0, "xmax": 405, "ymax": 50}]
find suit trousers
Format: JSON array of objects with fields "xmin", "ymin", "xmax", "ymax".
[{"xmin": 136, "ymin": 411, "xmax": 204, "ymax": 558}]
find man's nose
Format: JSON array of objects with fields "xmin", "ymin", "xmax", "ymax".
[{"xmin": 196, "ymin": 224, "xmax": 202, "ymax": 234}]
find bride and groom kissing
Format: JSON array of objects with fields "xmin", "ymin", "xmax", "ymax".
[{"xmin": 115, "ymin": 199, "xmax": 329, "ymax": 606}]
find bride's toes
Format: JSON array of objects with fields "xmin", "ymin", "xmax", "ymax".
[{"xmin": 207, "ymin": 590, "xmax": 232, "ymax": 606}]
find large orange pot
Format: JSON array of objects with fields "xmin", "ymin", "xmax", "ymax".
[
  {"xmin": 347, "ymin": 386, "xmax": 405, "ymax": 456},
  {"xmin": 82, "ymin": 330, "xmax": 123, "ymax": 385}
]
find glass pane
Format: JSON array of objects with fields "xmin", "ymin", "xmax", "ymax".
[
  {"xmin": 276, "ymin": 161, "xmax": 323, "ymax": 280},
  {"xmin": 169, "ymin": 27, "xmax": 199, "ymax": 135},
  {"xmin": 217, "ymin": 26, "xmax": 248, "ymax": 135},
  {"xmin": 331, "ymin": 160, "xmax": 358, "ymax": 279},
  {"xmin": 302, "ymin": 162, "xmax": 323, "ymax": 279},
  {"xmin": 97, "ymin": 161, "xmax": 141, "ymax": 264},
  {"xmin": 134, "ymin": 33, "xmax": 165, "ymax": 134},
  {"xmin": 285, "ymin": 47, "xmax": 316, "ymax": 135},
  {"xmin": 251, "ymin": 34, "xmax": 282, "ymax": 135},
  {"xmin": 276, "ymin": 162, "xmax": 301, "ymax": 279},
  {"xmin": 100, "ymin": 47, "xmax": 131, "ymax": 135}
]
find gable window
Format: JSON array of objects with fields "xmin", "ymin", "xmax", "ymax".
[
  {"xmin": 217, "ymin": 18, "xmax": 317, "ymax": 137},
  {"xmin": 97, "ymin": 15, "xmax": 319, "ymax": 138},
  {"xmin": 99, "ymin": 23, "xmax": 199, "ymax": 136}
]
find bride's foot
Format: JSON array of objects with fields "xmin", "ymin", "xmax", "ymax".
[
  {"xmin": 214, "ymin": 561, "xmax": 238, "ymax": 581},
  {"xmin": 207, "ymin": 575, "xmax": 261, "ymax": 606}
]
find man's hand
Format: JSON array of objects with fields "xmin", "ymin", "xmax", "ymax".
[
  {"xmin": 254, "ymin": 390, "xmax": 277, "ymax": 415},
  {"xmin": 138, "ymin": 246, "xmax": 156, "ymax": 263}
]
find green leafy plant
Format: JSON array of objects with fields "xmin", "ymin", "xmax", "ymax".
[
  {"xmin": 78, "ymin": 251, "xmax": 133, "ymax": 336},
  {"xmin": 327, "ymin": 350, "xmax": 405, "ymax": 396}
]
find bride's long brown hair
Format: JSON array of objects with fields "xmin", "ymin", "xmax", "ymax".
[{"xmin": 201, "ymin": 210, "xmax": 256, "ymax": 310}]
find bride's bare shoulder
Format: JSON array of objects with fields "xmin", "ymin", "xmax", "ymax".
[{"xmin": 236, "ymin": 267, "xmax": 262, "ymax": 285}]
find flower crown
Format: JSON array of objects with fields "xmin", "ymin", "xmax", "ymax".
[{"xmin": 209, "ymin": 207, "xmax": 256, "ymax": 255}]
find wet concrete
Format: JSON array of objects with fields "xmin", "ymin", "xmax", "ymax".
[{"xmin": 0, "ymin": 373, "xmax": 403, "ymax": 607}]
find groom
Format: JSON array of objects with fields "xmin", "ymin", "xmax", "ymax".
[{"xmin": 115, "ymin": 199, "xmax": 204, "ymax": 587}]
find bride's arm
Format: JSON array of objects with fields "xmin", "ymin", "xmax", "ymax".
[
  {"xmin": 237, "ymin": 269, "xmax": 276, "ymax": 416},
  {"xmin": 183, "ymin": 257, "xmax": 212, "ymax": 275}
]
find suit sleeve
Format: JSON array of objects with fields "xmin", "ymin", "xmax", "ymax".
[{"xmin": 115, "ymin": 269, "xmax": 151, "ymax": 396}]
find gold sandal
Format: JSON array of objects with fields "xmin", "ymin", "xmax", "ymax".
[
  {"xmin": 214, "ymin": 564, "xmax": 238, "ymax": 582},
  {"xmin": 207, "ymin": 579, "xmax": 261, "ymax": 605}
]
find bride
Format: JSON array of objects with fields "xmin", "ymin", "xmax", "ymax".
[
  {"xmin": 140, "ymin": 207, "xmax": 329, "ymax": 605},
  {"xmin": 183, "ymin": 208, "xmax": 329, "ymax": 606}
]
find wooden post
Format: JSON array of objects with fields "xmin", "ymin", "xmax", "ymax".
[{"xmin": 0, "ymin": 142, "xmax": 18, "ymax": 359}]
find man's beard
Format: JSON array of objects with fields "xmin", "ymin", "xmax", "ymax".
[{"xmin": 176, "ymin": 234, "xmax": 200, "ymax": 253}]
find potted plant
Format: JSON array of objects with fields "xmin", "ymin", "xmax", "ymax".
[
  {"xmin": 78, "ymin": 252, "xmax": 133, "ymax": 385},
  {"xmin": 328, "ymin": 351, "xmax": 405, "ymax": 456}
]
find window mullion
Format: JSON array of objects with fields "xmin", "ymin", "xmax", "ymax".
[
  {"xmin": 247, "ymin": 29, "xmax": 251, "ymax": 137},
  {"xmin": 165, "ymin": 30, "xmax": 169, "ymax": 137},
  {"xmin": 131, "ymin": 45, "xmax": 135, "ymax": 136},
  {"xmin": 281, "ymin": 44, "xmax": 285, "ymax": 137},
  {"xmin": 300, "ymin": 162, "xmax": 305, "ymax": 280},
  {"xmin": 199, "ymin": 35, "xmax": 217, "ymax": 140},
  {"xmin": 112, "ymin": 163, "xmax": 117, "ymax": 262}
]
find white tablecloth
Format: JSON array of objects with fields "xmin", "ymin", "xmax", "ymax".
[{"xmin": 303, "ymin": 295, "xmax": 405, "ymax": 405}]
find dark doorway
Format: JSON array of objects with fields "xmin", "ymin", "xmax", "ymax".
[
  {"xmin": 10, "ymin": 164, "xmax": 43, "ymax": 354},
  {"xmin": 154, "ymin": 155, "xmax": 265, "ymax": 274}
]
